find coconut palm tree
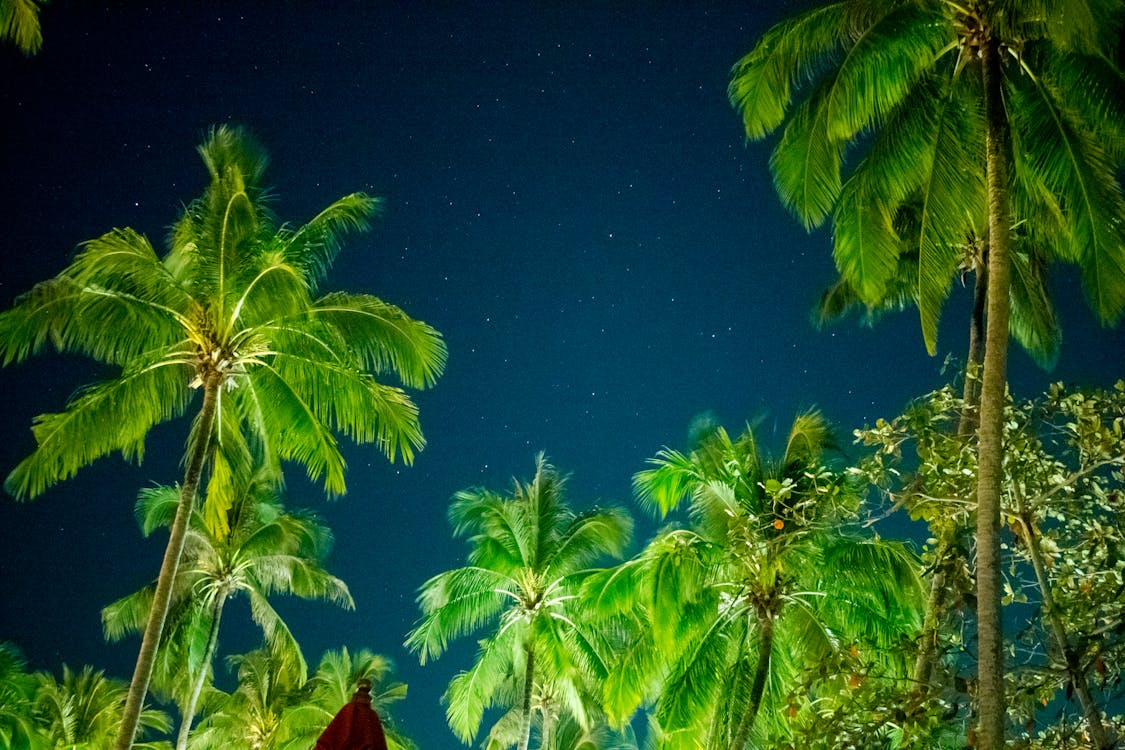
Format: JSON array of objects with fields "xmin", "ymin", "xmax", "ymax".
[
  {"xmin": 405, "ymin": 454, "xmax": 633, "ymax": 750},
  {"xmin": 0, "ymin": 641, "xmax": 40, "ymax": 750},
  {"xmin": 187, "ymin": 647, "xmax": 301, "ymax": 750},
  {"xmin": 587, "ymin": 412, "xmax": 924, "ymax": 749},
  {"xmin": 730, "ymin": 4, "xmax": 1125, "ymax": 746},
  {"xmin": 284, "ymin": 647, "xmax": 414, "ymax": 750},
  {"xmin": 32, "ymin": 665, "xmax": 171, "ymax": 750},
  {"xmin": 0, "ymin": 125, "xmax": 446, "ymax": 750},
  {"xmin": 102, "ymin": 476, "xmax": 353, "ymax": 750},
  {"xmin": 0, "ymin": 0, "xmax": 45, "ymax": 55}
]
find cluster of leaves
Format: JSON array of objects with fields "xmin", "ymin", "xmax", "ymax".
[
  {"xmin": 856, "ymin": 382, "xmax": 1125, "ymax": 749},
  {"xmin": 0, "ymin": 641, "xmax": 414, "ymax": 750}
]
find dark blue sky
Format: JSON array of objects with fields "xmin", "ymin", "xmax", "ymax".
[{"xmin": 1, "ymin": 2, "xmax": 1122, "ymax": 747}]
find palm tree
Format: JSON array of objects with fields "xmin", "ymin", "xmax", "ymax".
[
  {"xmin": 0, "ymin": 125, "xmax": 446, "ymax": 750},
  {"xmin": 588, "ymin": 412, "xmax": 924, "ymax": 748},
  {"xmin": 0, "ymin": 641, "xmax": 40, "ymax": 750},
  {"xmin": 102, "ymin": 476, "xmax": 353, "ymax": 750},
  {"xmin": 285, "ymin": 647, "xmax": 414, "ymax": 750},
  {"xmin": 0, "ymin": 0, "xmax": 45, "ymax": 55},
  {"xmin": 187, "ymin": 647, "xmax": 302, "ymax": 750},
  {"xmin": 32, "ymin": 665, "xmax": 171, "ymax": 750},
  {"xmin": 405, "ymin": 454, "xmax": 633, "ymax": 750},
  {"xmin": 730, "ymin": 4, "xmax": 1125, "ymax": 745}
]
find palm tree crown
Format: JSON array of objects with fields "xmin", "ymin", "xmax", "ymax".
[
  {"xmin": 730, "ymin": 0, "xmax": 1125, "ymax": 353},
  {"xmin": 0, "ymin": 124, "xmax": 446, "ymax": 750},
  {"xmin": 102, "ymin": 476, "xmax": 353, "ymax": 750},
  {"xmin": 588, "ymin": 412, "xmax": 923, "ymax": 748},
  {"xmin": 405, "ymin": 454, "xmax": 633, "ymax": 750}
]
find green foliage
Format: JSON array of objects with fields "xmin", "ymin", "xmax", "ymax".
[
  {"xmin": 589, "ymin": 412, "xmax": 925, "ymax": 747},
  {"xmin": 855, "ymin": 381, "xmax": 1125, "ymax": 746},
  {"xmin": 730, "ymin": 0, "xmax": 1125, "ymax": 355},
  {"xmin": 31, "ymin": 664, "xmax": 171, "ymax": 750},
  {"xmin": 405, "ymin": 454, "xmax": 633, "ymax": 747},
  {"xmin": 0, "ymin": 0, "xmax": 45, "ymax": 55},
  {"xmin": 101, "ymin": 475, "xmax": 354, "ymax": 748},
  {"xmin": 1, "ymin": 124, "xmax": 447, "ymax": 505}
]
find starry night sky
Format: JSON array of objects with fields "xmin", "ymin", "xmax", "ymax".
[{"xmin": 1, "ymin": 2, "xmax": 1122, "ymax": 747}]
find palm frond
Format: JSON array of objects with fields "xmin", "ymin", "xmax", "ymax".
[
  {"xmin": 916, "ymin": 79, "xmax": 986, "ymax": 354},
  {"xmin": 633, "ymin": 448, "xmax": 700, "ymax": 518},
  {"xmin": 0, "ymin": 0, "xmax": 44, "ymax": 55},
  {"xmin": 1008, "ymin": 245, "xmax": 1062, "ymax": 368},
  {"xmin": 239, "ymin": 364, "xmax": 348, "ymax": 495},
  {"xmin": 443, "ymin": 627, "xmax": 518, "ymax": 744},
  {"xmin": 405, "ymin": 566, "xmax": 512, "ymax": 663},
  {"xmin": 310, "ymin": 292, "xmax": 447, "ymax": 390},
  {"xmin": 5, "ymin": 358, "xmax": 193, "ymax": 499},
  {"xmin": 280, "ymin": 193, "xmax": 382, "ymax": 287},
  {"xmin": 769, "ymin": 86, "xmax": 846, "ymax": 230},
  {"xmin": 1011, "ymin": 61, "xmax": 1125, "ymax": 325},
  {"xmin": 824, "ymin": 4, "xmax": 952, "ymax": 141},
  {"xmin": 546, "ymin": 507, "xmax": 633, "ymax": 578},
  {"xmin": 728, "ymin": 2, "xmax": 850, "ymax": 140}
]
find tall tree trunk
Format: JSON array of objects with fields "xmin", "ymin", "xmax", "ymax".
[
  {"xmin": 539, "ymin": 712, "xmax": 552, "ymax": 750},
  {"xmin": 975, "ymin": 37, "xmax": 1014, "ymax": 750},
  {"xmin": 910, "ymin": 253, "xmax": 990, "ymax": 730},
  {"xmin": 175, "ymin": 591, "xmax": 228, "ymax": 750},
  {"xmin": 1016, "ymin": 506, "xmax": 1112, "ymax": 749},
  {"xmin": 961, "ymin": 261, "xmax": 988, "ymax": 436},
  {"xmin": 731, "ymin": 613, "xmax": 775, "ymax": 750},
  {"xmin": 909, "ymin": 540, "xmax": 950, "ymax": 702},
  {"xmin": 518, "ymin": 642, "xmax": 535, "ymax": 750},
  {"xmin": 115, "ymin": 372, "xmax": 221, "ymax": 750}
]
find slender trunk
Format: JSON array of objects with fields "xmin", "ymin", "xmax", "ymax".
[
  {"xmin": 909, "ymin": 542, "xmax": 949, "ymax": 702},
  {"xmin": 975, "ymin": 37, "xmax": 1014, "ymax": 750},
  {"xmin": 175, "ymin": 590, "xmax": 228, "ymax": 750},
  {"xmin": 731, "ymin": 613, "xmax": 774, "ymax": 750},
  {"xmin": 910, "ymin": 254, "xmax": 989, "ymax": 726},
  {"xmin": 540, "ymin": 713, "xmax": 552, "ymax": 750},
  {"xmin": 960, "ymin": 262, "xmax": 988, "ymax": 435},
  {"xmin": 1016, "ymin": 507, "xmax": 1112, "ymax": 749},
  {"xmin": 518, "ymin": 643, "xmax": 535, "ymax": 750},
  {"xmin": 115, "ymin": 372, "xmax": 221, "ymax": 750}
]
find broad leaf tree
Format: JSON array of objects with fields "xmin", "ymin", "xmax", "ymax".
[
  {"xmin": 857, "ymin": 382, "xmax": 1125, "ymax": 747},
  {"xmin": 0, "ymin": 125, "xmax": 447, "ymax": 749}
]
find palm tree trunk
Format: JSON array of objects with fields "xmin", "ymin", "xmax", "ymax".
[
  {"xmin": 518, "ymin": 643, "xmax": 535, "ymax": 750},
  {"xmin": 975, "ymin": 36, "xmax": 1014, "ymax": 750},
  {"xmin": 175, "ymin": 590, "xmax": 228, "ymax": 750},
  {"xmin": 1016, "ymin": 507, "xmax": 1112, "ymax": 749},
  {"xmin": 730, "ymin": 614, "xmax": 774, "ymax": 750},
  {"xmin": 115, "ymin": 372, "xmax": 221, "ymax": 750},
  {"xmin": 539, "ymin": 713, "xmax": 552, "ymax": 750},
  {"xmin": 911, "ymin": 256, "xmax": 989, "ymax": 725}
]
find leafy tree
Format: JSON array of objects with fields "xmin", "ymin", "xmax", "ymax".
[
  {"xmin": 856, "ymin": 382, "xmax": 1125, "ymax": 748},
  {"xmin": 405, "ymin": 454, "xmax": 633, "ymax": 750},
  {"xmin": 31, "ymin": 665, "xmax": 171, "ymax": 750},
  {"xmin": 730, "ymin": 4, "xmax": 1125, "ymax": 745},
  {"xmin": 587, "ymin": 411, "xmax": 924, "ymax": 749},
  {"xmin": 102, "ymin": 476, "xmax": 353, "ymax": 750},
  {"xmin": 0, "ymin": 0, "xmax": 45, "ymax": 55},
  {"xmin": 0, "ymin": 125, "xmax": 446, "ymax": 749}
]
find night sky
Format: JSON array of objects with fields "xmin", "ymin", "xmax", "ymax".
[{"xmin": 1, "ymin": 2, "xmax": 1122, "ymax": 747}]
